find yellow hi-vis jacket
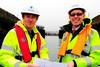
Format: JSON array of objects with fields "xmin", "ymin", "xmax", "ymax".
[
  {"xmin": 58, "ymin": 23, "xmax": 100, "ymax": 67},
  {"xmin": 0, "ymin": 21, "xmax": 49, "ymax": 67}
]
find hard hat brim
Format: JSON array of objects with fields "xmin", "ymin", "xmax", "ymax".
[
  {"xmin": 21, "ymin": 11, "xmax": 40, "ymax": 16},
  {"xmin": 68, "ymin": 8, "xmax": 85, "ymax": 14}
]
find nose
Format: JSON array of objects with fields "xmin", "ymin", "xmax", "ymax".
[
  {"xmin": 29, "ymin": 18, "xmax": 34, "ymax": 22},
  {"xmin": 74, "ymin": 15, "xmax": 78, "ymax": 17}
]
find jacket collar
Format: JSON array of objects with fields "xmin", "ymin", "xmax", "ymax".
[
  {"xmin": 15, "ymin": 21, "xmax": 39, "ymax": 34},
  {"xmin": 63, "ymin": 23, "xmax": 84, "ymax": 33},
  {"xmin": 63, "ymin": 23, "xmax": 84, "ymax": 40}
]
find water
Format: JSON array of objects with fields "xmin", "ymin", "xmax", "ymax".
[{"xmin": 45, "ymin": 36, "xmax": 60, "ymax": 61}]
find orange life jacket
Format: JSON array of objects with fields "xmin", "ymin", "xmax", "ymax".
[
  {"xmin": 58, "ymin": 24, "xmax": 91, "ymax": 57},
  {"xmin": 15, "ymin": 25, "xmax": 41, "ymax": 63},
  {"xmin": 57, "ymin": 32, "xmax": 70, "ymax": 58}
]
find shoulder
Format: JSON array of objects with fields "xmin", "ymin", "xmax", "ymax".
[
  {"xmin": 91, "ymin": 28, "xmax": 99, "ymax": 35},
  {"xmin": 61, "ymin": 24, "xmax": 72, "ymax": 32},
  {"xmin": 7, "ymin": 28, "xmax": 16, "ymax": 34},
  {"xmin": 5, "ymin": 28, "xmax": 16, "ymax": 38},
  {"xmin": 90, "ymin": 28, "xmax": 100, "ymax": 39},
  {"xmin": 63, "ymin": 24, "xmax": 72, "ymax": 30}
]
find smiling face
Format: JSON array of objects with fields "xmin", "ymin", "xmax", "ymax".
[
  {"xmin": 69, "ymin": 9, "xmax": 85, "ymax": 26},
  {"xmin": 22, "ymin": 13, "xmax": 38, "ymax": 31}
]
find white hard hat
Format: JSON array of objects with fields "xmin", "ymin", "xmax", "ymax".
[
  {"xmin": 68, "ymin": 4, "xmax": 86, "ymax": 14},
  {"xmin": 21, "ymin": 6, "xmax": 40, "ymax": 16}
]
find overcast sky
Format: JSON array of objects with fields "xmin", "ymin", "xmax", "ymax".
[{"xmin": 0, "ymin": 0, "xmax": 100, "ymax": 31}]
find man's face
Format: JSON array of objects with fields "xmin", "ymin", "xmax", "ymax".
[
  {"xmin": 69, "ymin": 9, "xmax": 85, "ymax": 26},
  {"xmin": 23, "ymin": 14, "xmax": 38, "ymax": 29}
]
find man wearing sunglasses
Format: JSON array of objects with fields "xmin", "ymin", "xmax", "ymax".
[{"xmin": 57, "ymin": 4, "xmax": 100, "ymax": 67}]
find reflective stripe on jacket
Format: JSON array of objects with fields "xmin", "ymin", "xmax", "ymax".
[{"xmin": 0, "ymin": 21, "xmax": 49, "ymax": 67}]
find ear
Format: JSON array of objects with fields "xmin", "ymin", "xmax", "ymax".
[
  {"xmin": 83, "ymin": 13, "xmax": 85, "ymax": 17},
  {"xmin": 69, "ymin": 16, "xmax": 71, "ymax": 19}
]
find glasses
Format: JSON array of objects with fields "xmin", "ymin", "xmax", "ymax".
[{"xmin": 70, "ymin": 13, "xmax": 83, "ymax": 17}]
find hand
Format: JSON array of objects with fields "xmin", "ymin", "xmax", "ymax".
[
  {"xmin": 27, "ymin": 63, "xmax": 39, "ymax": 67},
  {"xmin": 67, "ymin": 61, "xmax": 74, "ymax": 67}
]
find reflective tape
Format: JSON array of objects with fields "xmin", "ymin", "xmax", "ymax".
[
  {"xmin": 84, "ymin": 57, "xmax": 91, "ymax": 67},
  {"xmin": 14, "ymin": 61, "xmax": 22, "ymax": 67},
  {"xmin": 1, "ymin": 45, "xmax": 15, "ymax": 52},
  {"xmin": 83, "ymin": 38, "xmax": 91, "ymax": 54},
  {"xmin": 71, "ymin": 54, "xmax": 79, "ymax": 58},
  {"xmin": 83, "ymin": 30, "xmax": 92, "ymax": 53},
  {"xmin": 40, "ymin": 45, "xmax": 47, "ymax": 50},
  {"xmin": 91, "ymin": 46, "xmax": 100, "ymax": 51}
]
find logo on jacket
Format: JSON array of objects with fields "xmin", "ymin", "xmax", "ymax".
[{"xmin": 21, "ymin": 37, "xmax": 26, "ymax": 42}]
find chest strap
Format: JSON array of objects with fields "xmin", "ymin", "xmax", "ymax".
[{"xmin": 15, "ymin": 51, "xmax": 38, "ymax": 60}]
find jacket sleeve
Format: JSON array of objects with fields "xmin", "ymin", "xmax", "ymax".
[
  {"xmin": 74, "ymin": 29, "xmax": 100, "ymax": 67},
  {"xmin": 0, "ymin": 29, "xmax": 26, "ymax": 67},
  {"xmin": 39, "ymin": 33, "xmax": 50, "ymax": 60}
]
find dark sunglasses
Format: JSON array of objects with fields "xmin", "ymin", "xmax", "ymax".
[{"xmin": 70, "ymin": 13, "xmax": 83, "ymax": 16}]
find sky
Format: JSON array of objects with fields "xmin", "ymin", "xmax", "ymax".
[{"xmin": 0, "ymin": 0, "xmax": 100, "ymax": 31}]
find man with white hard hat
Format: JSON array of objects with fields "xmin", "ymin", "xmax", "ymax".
[
  {"xmin": 57, "ymin": 4, "xmax": 100, "ymax": 67},
  {"xmin": 0, "ymin": 5, "xmax": 49, "ymax": 67}
]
